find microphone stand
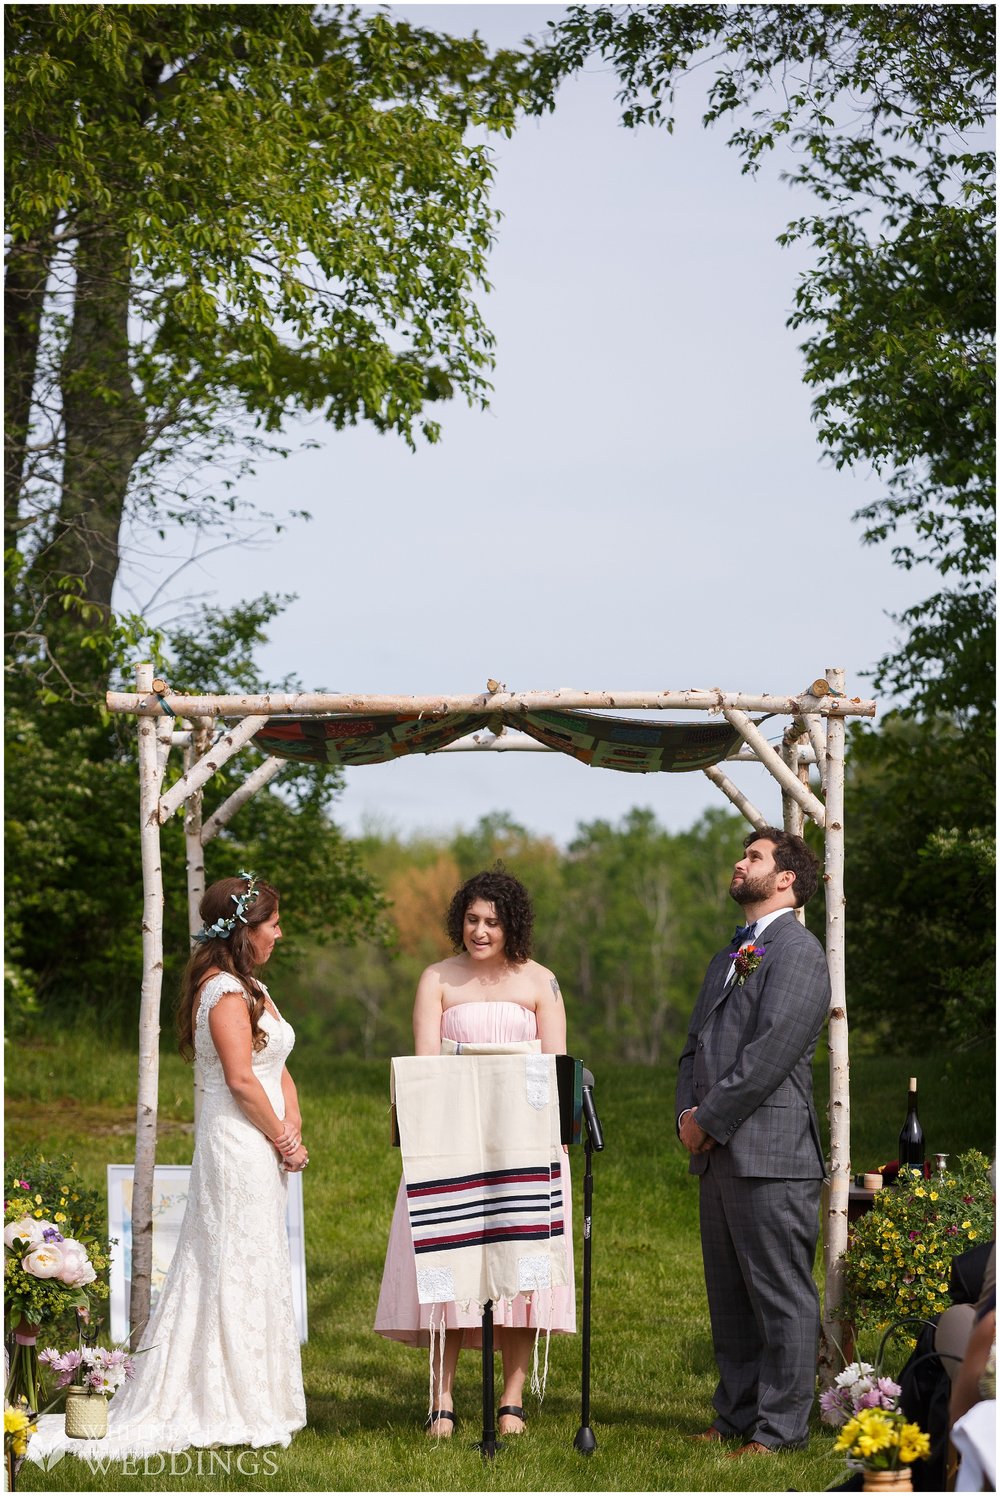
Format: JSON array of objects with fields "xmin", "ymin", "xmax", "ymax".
[
  {"xmin": 478, "ymin": 1301, "xmax": 500, "ymax": 1459},
  {"xmin": 574, "ymin": 1069, "xmax": 604, "ymax": 1455}
]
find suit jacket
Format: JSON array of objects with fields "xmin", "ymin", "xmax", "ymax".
[
  {"xmin": 675, "ymin": 911, "xmax": 830, "ymax": 1179},
  {"xmin": 948, "ymin": 1240, "xmax": 995, "ymax": 1309}
]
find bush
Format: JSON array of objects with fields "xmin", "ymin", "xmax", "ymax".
[{"xmin": 842, "ymin": 1149, "xmax": 994, "ymax": 1334}]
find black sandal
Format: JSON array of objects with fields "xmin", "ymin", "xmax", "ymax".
[
  {"xmin": 498, "ymin": 1404, "xmax": 526, "ymax": 1433},
  {"xmin": 424, "ymin": 1408, "xmax": 456, "ymax": 1436}
]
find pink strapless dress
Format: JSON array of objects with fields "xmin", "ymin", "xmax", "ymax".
[{"xmin": 373, "ymin": 1001, "xmax": 576, "ymax": 1346}]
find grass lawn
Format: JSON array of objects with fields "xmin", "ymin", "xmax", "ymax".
[{"xmin": 6, "ymin": 1029, "xmax": 995, "ymax": 1493}]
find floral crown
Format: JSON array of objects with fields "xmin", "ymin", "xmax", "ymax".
[{"xmin": 193, "ymin": 871, "xmax": 261, "ymax": 944}]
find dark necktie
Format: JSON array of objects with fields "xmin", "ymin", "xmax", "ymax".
[{"xmin": 731, "ymin": 922, "xmax": 756, "ymax": 945}]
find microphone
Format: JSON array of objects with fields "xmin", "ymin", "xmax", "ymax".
[{"xmin": 581, "ymin": 1069, "xmax": 605, "ymax": 1152}]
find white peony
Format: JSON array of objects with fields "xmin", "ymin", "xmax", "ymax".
[
  {"xmin": 55, "ymin": 1238, "xmax": 96, "ymax": 1287},
  {"xmin": 4, "ymin": 1217, "xmax": 48, "ymax": 1250},
  {"xmin": 22, "ymin": 1242, "xmax": 64, "ymax": 1279}
]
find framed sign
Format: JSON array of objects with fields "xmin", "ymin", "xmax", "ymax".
[{"xmin": 107, "ymin": 1164, "xmax": 308, "ymax": 1343}]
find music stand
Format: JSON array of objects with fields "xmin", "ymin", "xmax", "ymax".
[{"xmin": 392, "ymin": 1053, "xmax": 588, "ymax": 1461}]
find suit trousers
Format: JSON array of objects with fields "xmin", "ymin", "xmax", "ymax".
[{"xmin": 699, "ymin": 1162, "xmax": 821, "ymax": 1448}]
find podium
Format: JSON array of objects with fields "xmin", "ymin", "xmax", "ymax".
[{"xmin": 391, "ymin": 1051, "xmax": 601, "ymax": 1458}]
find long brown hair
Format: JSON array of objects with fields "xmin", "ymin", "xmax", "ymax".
[{"xmin": 177, "ymin": 876, "xmax": 279, "ymax": 1061}]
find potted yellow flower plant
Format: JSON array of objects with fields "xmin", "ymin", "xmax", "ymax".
[{"xmin": 834, "ymin": 1406, "xmax": 931, "ymax": 1492}]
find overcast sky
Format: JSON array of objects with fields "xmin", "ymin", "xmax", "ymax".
[{"xmin": 119, "ymin": 4, "xmax": 923, "ymax": 847}]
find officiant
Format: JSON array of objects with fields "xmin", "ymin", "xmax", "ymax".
[{"xmin": 373, "ymin": 869, "xmax": 576, "ymax": 1437}]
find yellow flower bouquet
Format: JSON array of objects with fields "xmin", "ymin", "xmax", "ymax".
[
  {"xmin": 4, "ymin": 1401, "xmax": 37, "ymax": 1459},
  {"xmin": 834, "ymin": 1406, "xmax": 931, "ymax": 1472},
  {"xmin": 5, "ymin": 1398, "xmax": 38, "ymax": 1488}
]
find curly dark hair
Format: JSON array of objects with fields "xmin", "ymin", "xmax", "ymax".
[
  {"xmin": 445, "ymin": 869, "xmax": 534, "ymax": 964},
  {"xmin": 743, "ymin": 827, "xmax": 820, "ymax": 907},
  {"xmin": 176, "ymin": 875, "xmax": 279, "ymax": 1061}
]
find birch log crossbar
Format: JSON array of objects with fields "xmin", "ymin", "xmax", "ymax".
[
  {"xmin": 108, "ymin": 686, "xmax": 875, "ymax": 718},
  {"xmin": 110, "ymin": 665, "xmax": 871, "ymax": 1385}
]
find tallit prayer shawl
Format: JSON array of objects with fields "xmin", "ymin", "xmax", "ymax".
[{"xmin": 390, "ymin": 1054, "xmax": 569, "ymax": 1314}]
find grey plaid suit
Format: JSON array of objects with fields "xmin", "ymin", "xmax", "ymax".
[{"xmin": 675, "ymin": 911, "xmax": 830, "ymax": 1448}]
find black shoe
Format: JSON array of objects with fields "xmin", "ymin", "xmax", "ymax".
[{"xmin": 424, "ymin": 1408, "xmax": 456, "ymax": 1437}]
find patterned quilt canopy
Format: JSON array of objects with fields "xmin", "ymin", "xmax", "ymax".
[{"xmin": 253, "ymin": 709, "xmax": 743, "ymax": 775}]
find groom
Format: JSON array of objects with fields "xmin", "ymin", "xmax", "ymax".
[{"xmin": 676, "ymin": 827, "xmax": 830, "ymax": 1455}]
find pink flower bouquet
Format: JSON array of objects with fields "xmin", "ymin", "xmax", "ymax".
[{"xmin": 820, "ymin": 1360, "xmax": 902, "ymax": 1426}]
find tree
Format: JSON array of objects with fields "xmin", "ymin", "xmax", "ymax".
[
  {"xmin": 5, "ymin": 4, "xmax": 524, "ymax": 691},
  {"xmin": 527, "ymin": 4, "xmax": 995, "ymax": 718},
  {"xmin": 843, "ymin": 715, "xmax": 994, "ymax": 1051},
  {"xmin": 561, "ymin": 806, "xmax": 744, "ymax": 1063},
  {"xmin": 4, "ymin": 595, "xmax": 382, "ymax": 1033}
]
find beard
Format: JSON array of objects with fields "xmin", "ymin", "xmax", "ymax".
[{"xmin": 729, "ymin": 869, "xmax": 778, "ymax": 906}]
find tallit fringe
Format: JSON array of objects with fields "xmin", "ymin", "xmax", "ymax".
[
  {"xmin": 427, "ymin": 1306, "xmax": 447, "ymax": 1429},
  {"xmin": 529, "ymin": 1294, "xmax": 553, "ymax": 1401}
]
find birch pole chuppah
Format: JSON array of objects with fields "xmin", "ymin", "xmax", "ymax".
[
  {"xmin": 131, "ymin": 664, "xmax": 172, "ymax": 1336},
  {"xmin": 819, "ymin": 668, "xmax": 850, "ymax": 1378},
  {"xmin": 112, "ymin": 670, "xmax": 872, "ymax": 1365}
]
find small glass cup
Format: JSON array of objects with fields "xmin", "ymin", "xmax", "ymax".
[{"xmin": 935, "ymin": 1152, "xmax": 949, "ymax": 1176}]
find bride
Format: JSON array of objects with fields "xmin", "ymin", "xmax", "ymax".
[{"xmin": 29, "ymin": 872, "xmax": 308, "ymax": 1462}]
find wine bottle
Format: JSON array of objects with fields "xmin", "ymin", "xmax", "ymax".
[{"xmin": 898, "ymin": 1075, "xmax": 925, "ymax": 1172}]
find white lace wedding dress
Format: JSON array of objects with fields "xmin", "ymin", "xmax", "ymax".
[{"xmin": 28, "ymin": 976, "xmax": 306, "ymax": 1463}]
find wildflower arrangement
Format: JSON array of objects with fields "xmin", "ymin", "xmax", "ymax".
[
  {"xmin": 842, "ymin": 1148, "xmax": 993, "ymax": 1334},
  {"xmin": 729, "ymin": 944, "xmax": 765, "ymax": 986},
  {"xmin": 4, "ymin": 1154, "xmax": 111, "ymax": 1413},
  {"xmin": 40, "ymin": 1343, "xmax": 136, "ymax": 1397},
  {"xmin": 4, "ymin": 1216, "xmax": 104, "ymax": 1328},
  {"xmin": 820, "ymin": 1360, "xmax": 902, "ymax": 1426},
  {"xmin": 4, "ymin": 1153, "xmax": 110, "ymax": 1330},
  {"xmin": 833, "ymin": 1407, "xmax": 931, "ymax": 1472}
]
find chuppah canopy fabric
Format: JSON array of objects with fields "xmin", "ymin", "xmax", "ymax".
[{"xmin": 253, "ymin": 709, "xmax": 745, "ymax": 774}]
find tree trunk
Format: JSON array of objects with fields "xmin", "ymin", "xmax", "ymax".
[
  {"xmin": 42, "ymin": 221, "xmax": 145, "ymax": 616},
  {"xmin": 4, "ymin": 226, "xmax": 56, "ymax": 555}
]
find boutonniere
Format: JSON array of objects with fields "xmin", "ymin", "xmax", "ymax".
[{"xmin": 729, "ymin": 944, "xmax": 765, "ymax": 986}]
